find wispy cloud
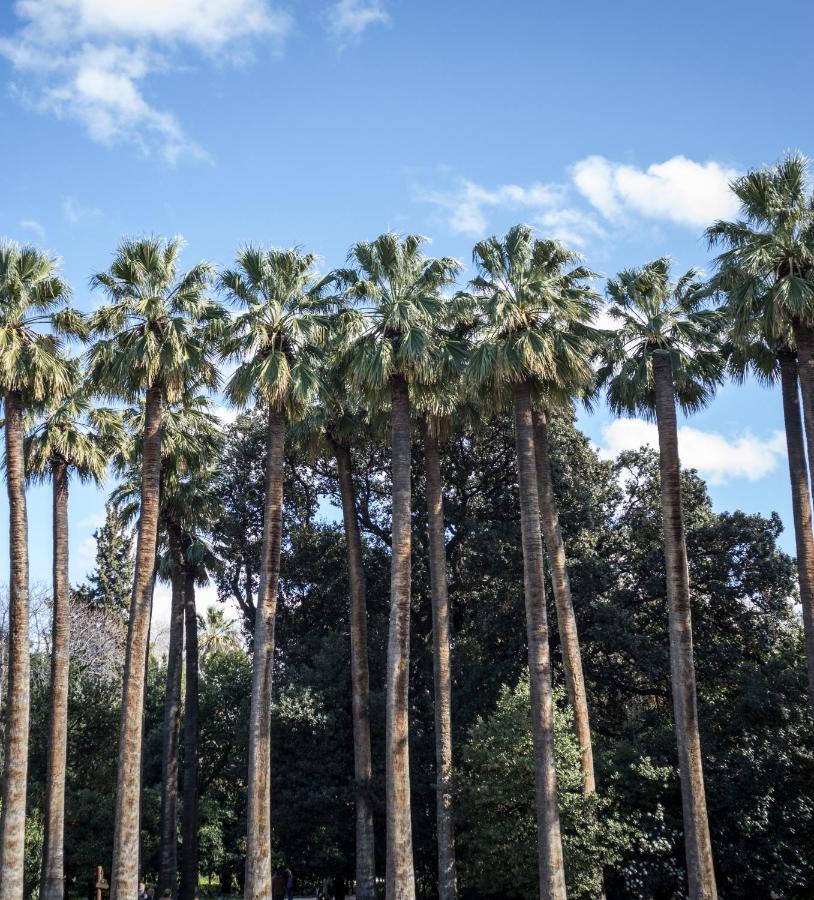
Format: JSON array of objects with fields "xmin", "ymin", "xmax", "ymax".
[
  {"xmin": 62, "ymin": 195, "xmax": 102, "ymax": 225},
  {"xmin": 0, "ymin": 0, "xmax": 292, "ymax": 162},
  {"xmin": 418, "ymin": 154, "xmax": 740, "ymax": 247},
  {"xmin": 598, "ymin": 418, "xmax": 786, "ymax": 485},
  {"xmin": 326, "ymin": 0, "xmax": 390, "ymax": 43},
  {"xmin": 19, "ymin": 218, "xmax": 46, "ymax": 241}
]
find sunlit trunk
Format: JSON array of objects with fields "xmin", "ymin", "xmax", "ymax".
[
  {"xmin": 421, "ymin": 418, "xmax": 457, "ymax": 900},
  {"xmin": 652, "ymin": 350, "xmax": 717, "ymax": 900},
  {"xmin": 332, "ymin": 439, "xmax": 376, "ymax": 900},
  {"xmin": 110, "ymin": 385, "xmax": 163, "ymax": 900},
  {"xmin": 385, "ymin": 373, "xmax": 416, "ymax": 900},
  {"xmin": 39, "ymin": 458, "xmax": 70, "ymax": 900},
  {"xmin": 0, "ymin": 391, "xmax": 32, "ymax": 900},
  {"xmin": 244, "ymin": 405, "xmax": 286, "ymax": 900},
  {"xmin": 532, "ymin": 408, "xmax": 596, "ymax": 794},
  {"xmin": 511, "ymin": 382, "xmax": 567, "ymax": 900}
]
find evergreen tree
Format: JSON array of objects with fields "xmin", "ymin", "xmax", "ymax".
[{"xmin": 76, "ymin": 503, "xmax": 135, "ymax": 615}]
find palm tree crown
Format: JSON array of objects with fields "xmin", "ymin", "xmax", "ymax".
[
  {"xmin": 337, "ymin": 233, "xmax": 462, "ymax": 395},
  {"xmin": 219, "ymin": 246, "xmax": 337, "ymax": 417},
  {"xmin": 86, "ymin": 236, "xmax": 223, "ymax": 402},
  {"xmin": 598, "ymin": 258, "xmax": 725, "ymax": 419},
  {"xmin": 706, "ymin": 153, "xmax": 814, "ymax": 341},
  {"xmin": 0, "ymin": 240, "xmax": 79, "ymax": 402},
  {"xmin": 466, "ymin": 225, "xmax": 599, "ymax": 405}
]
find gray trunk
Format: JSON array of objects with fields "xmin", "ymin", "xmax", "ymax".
[
  {"xmin": 421, "ymin": 419, "xmax": 457, "ymax": 900},
  {"xmin": 511, "ymin": 383, "xmax": 567, "ymax": 900},
  {"xmin": 778, "ymin": 349, "xmax": 814, "ymax": 712},
  {"xmin": 39, "ymin": 459, "xmax": 71, "ymax": 900},
  {"xmin": 244, "ymin": 405, "xmax": 286, "ymax": 900},
  {"xmin": 384, "ymin": 373, "xmax": 416, "ymax": 900},
  {"xmin": 333, "ymin": 440, "xmax": 376, "ymax": 900},
  {"xmin": 110, "ymin": 386, "xmax": 163, "ymax": 900},
  {"xmin": 651, "ymin": 350, "xmax": 717, "ymax": 900},
  {"xmin": 0, "ymin": 391, "xmax": 32, "ymax": 900}
]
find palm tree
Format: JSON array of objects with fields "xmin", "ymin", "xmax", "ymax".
[
  {"xmin": 112, "ymin": 391, "xmax": 222, "ymax": 898},
  {"xmin": 724, "ymin": 332, "xmax": 814, "ymax": 711},
  {"xmin": 598, "ymin": 258, "xmax": 722, "ymax": 900},
  {"xmin": 86, "ymin": 237, "xmax": 222, "ymax": 900},
  {"xmin": 292, "ymin": 381, "xmax": 377, "ymax": 900},
  {"xmin": 26, "ymin": 366, "xmax": 122, "ymax": 900},
  {"xmin": 337, "ymin": 234, "xmax": 460, "ymax": 900},
  {"xmin": 0, "ymin": 241, "xmax": 76, "ymax": 900},
  {"xmin": 706, "ymin": 156, "xmax": 814, "ymax": 710},
  {"xmin": 198, "ymin": 606, "xmax": 240, "ymax": 658},
  {"xmin": 467, "ymin": 225, "xmax": 597, "ymax": 900},
  {"xmin": 219, "ymin": 245, "xmax": 335, "ymax": 900}
]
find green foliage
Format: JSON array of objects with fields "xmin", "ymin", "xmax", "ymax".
[{"xmin": 456, "ymin": 677, "xmax": 630, "ymax": 899}]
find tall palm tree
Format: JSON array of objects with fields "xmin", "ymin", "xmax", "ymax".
[
  {"xmin": 337, "ymin": 234, "xmax": 460, "ymax": 900},
  {"xmin": 86, "ymin": 237, "xmax": 222, "ymax": 900},
  {"xmin": 112, "ymin": 391, "xmax": 222, "ymax": 898},
  {"xmin": 0, "ymin": 241, "xmax": 76, "ymax": 900},
  {"xmin": 706, "ymin": 155, "xmax": 814, "ymax": 710},
  {"xmin": 219, "ymin": 245, "xmax": 335, "ymax": 900},
  {"xmin": 467, "ymin": 225, "xmax": 597, "ymax": 900},
  {"xmin": 26, "ymin": 367, "xmax": 122, "ymax": 900},
  {"xmin": 598, "ymin": 258, "xmax": 723, "ymax": 900},
  {"xmin": 724, "ymin": 332, "xmax": 814, "ymax": 711},
  {"xmin": 292, "ymin": 381, "xmax": 377, "ymax": 900}
]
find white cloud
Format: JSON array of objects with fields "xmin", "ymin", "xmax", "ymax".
[
  {"xmin": 419, "ymin": 178, "xmax": 604, "ymax": 246},
  {"xmin": 19, "ymin": 218, "xmax": 45, "ymax": 240},
  {"xmin": 61, "ymin": 195, "xmax": 102, "ymax": 224},
  {"xmin": 598, "ymin": 418, "xmax": 787, "ymax": 485},
  {"xmin": 572, "ymin": 155, "xmax": 740, "ymax": 229},
  {"xmin": 326, "ymin": 0, "xmax": 390, "ymax": 42},
  {"xmin": 0, "ymin": 0, "xmax": 292, "ymax": 161}
]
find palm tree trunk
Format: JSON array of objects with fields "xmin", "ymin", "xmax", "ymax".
[
  {"xmin": 511, "ymin": 382, "xmax": 567, "ymax": 900},
  {"xmin": 332, "ymin": 439, "xmax": 376, "ymax": 900},
  {"xmin": 651, "ymin": 350, "xmax": 717, "ymax": 900},
  {"xmin": 40, "ymin": 458, "xmax": 71, "ymax": 900},
  {"xmin": 0, "ymin": 390, "xmax": 32, "ymax": 900},
  {"xmin": 778, "ymin": 349, "xmax": 814, "ymax": 712},
  {"xmin": 385, "ymin": 373, "xmax": 416, "ymax": 900},
  {"xmin": 180, "ymin": 564, "xmax": 200, "ymax": 900},
  {"xmin": 157, "ymin": 524, "xmax": 186, "ymax": 896},
  {"xmin": 532, "ymin": 408, "xmax": 596, "ymax": 795},
  {"xmin": 110, "ymin": 385, "xmax": 163, "ymax": 900},
  {"xmin": 792, "ymin": 320, "xmax": 814, "ymax": 497},
  {"xmin": 244, "ymin": 405, "xmax": 286, "ymax": 900},
  {"xmin": 421, "ymin": 418, "xmax": 457, "ymax": 900}
]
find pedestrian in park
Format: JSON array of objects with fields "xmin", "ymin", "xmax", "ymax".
[
  {"xmin": 286, "ymin": 868, "xmax": 296, "ymax": 900},
  {"xmin": 319, "ymin": 876, "xmax": 333, "ymax": 899},
  {"xmin": 272, "ymin": 869, "xmax": 287, "ymax": 900},
  {"xmin": 138, "ymin": 883, "xmax": 148, "ymax": 900}
]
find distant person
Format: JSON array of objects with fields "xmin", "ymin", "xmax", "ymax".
[
  {"xmin": 286, "ymin": 868, "xmax": 296, "ymax": 900},
  {"xmin": 138, "ymin": 884, "xmax": 148, "ymax": 900},
  {"xmin": 319, "ymin": 876, "xmax": 333, "ymax": 900},
  {"xmin": 147, "ymin": 890, "xmax": 156, "ymax": 900},
  {"xmin": 334, "ymin": 875, "xmax": 346, "ymax": 900},
  {"xmin": 272, "ymin": 870, "xmax": 287, "ymax": 900}
]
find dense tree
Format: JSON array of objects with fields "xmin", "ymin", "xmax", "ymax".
[
  {"xmin": 598, "ymin": 259, "xmax": 724, "ymax": 900},
  {"xmin": 0, "ymin": 241, "xmax": 77, "ymax": 900},
  {"xmin": 337, "ymin": 233, "xmax": 460, "ymax": 900},
  {"xmin": 86, "ymin": 236, "xmax": 223, "ymax": 900},
  {"xmin": 26, "ymin": 371, "xmax": 121, "ymax": 900}
]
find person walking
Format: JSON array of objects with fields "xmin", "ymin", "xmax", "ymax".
[{"xmin": 286, "ymin": 869, "xmax": 296, "ymax": 900}]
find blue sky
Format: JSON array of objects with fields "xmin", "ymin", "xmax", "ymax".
[{"xmin": 0, "ymin": 0, "xmax": 811, "ymax": 626}]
